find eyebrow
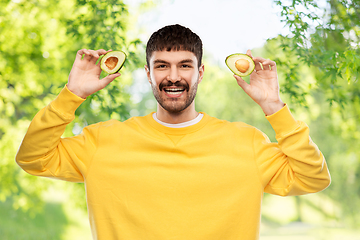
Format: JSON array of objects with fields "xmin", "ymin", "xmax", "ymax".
[
  {"xmin": 179, "ymin": 59, "xmax": 194, "ymax": 64},
  {"xmin": 153, "ymin": 60, "xmax": 168, "ymax": 65},
  {"xmin": 153, "ymin": 59, "xmax": 195, "ymax": 65}
]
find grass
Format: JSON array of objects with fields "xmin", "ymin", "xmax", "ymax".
[
  {"xmin": 260, "ymin": 194, "xmax": 360, "ymax": 240},
  {"xmin": 0, "ymin": 198, "xmax": 68, "ymax": 240},
  {"xmin": 1, "ymin": 192, "xmax": 359, "ymax": 240}
]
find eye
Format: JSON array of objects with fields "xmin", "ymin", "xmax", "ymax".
[
  {"xmin": 181, "ymin": 64, "xmax": 192, "ymax": 68},
  {"xmin": 155, "ymin": 64, "xmax": 167, "ymax": 69}
]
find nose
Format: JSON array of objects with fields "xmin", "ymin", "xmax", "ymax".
[{"xmin": 167, "ymin": 66, "xmax": 181, "ymax": 82}]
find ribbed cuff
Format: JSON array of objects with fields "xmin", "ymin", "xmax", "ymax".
[
  {"xmin": 265, "ymin": 104, "xmax": 299, "ymax": 137},
  {"xmin": 50, "ymin": 85, "xmax": 86, "ymax": 120}
]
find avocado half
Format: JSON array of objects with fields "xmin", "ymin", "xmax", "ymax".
[
  {"xmin": 225, "ymin": 53, "xmax": 255, "ymax": 77},
  {"xmin": 100, "ymin": 50, "xmax": 127, "ymax": 74}
]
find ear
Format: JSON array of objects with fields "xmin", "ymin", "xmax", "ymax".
[
  {"xmin": 198, "ymin": 64, "xmax": 205, "ymax": 84},
  {"xmin": 144, "ymin": 65, "xmax": 151, "ymax": 84}
]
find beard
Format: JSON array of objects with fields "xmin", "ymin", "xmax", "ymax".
[{"xmin": 150, "ymin": 78, "xmax": 199, "ymax": 114}]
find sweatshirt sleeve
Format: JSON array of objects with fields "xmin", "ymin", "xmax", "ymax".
[
  {"xmin": 15, "ymin": 86, "xmax": 97, "ymax": 182},
  {"xmin": 254, "ymin": 104, "xmax": 331, "ymax": 196}
]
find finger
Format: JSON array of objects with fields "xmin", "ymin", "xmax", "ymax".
[
  {"xmin": 76, "ymin": 49, "xmax": 88, "ymax": 61},
  {"xmin": 98, "ymin": 73, "xmax": 121, "ymax": 90},
  {"xmin": 234, "ymin": 74, "xmax": 251, "ymax": 93},
  {"xmin": 80, "ymin": 49, "xmax": 92, "ymax": 61},
  {"xmin": 246, "ymin": 50, "xmax": 259, "ymax": 70},
  {"xmin": 254, "ymin": 58, "xmax": 263, "ymax": 71},
  {"xmin": 262, "ymin": 64, "xmax": 271, "ymax": 70},
  {"xmin": 94, "ymin": 49, "xmax": 113, "ymax": 65},
  {"xmin": 267, "ymin": 59, "xmax": 277, "ymax": 71},
  {"xmin": 96, "ymin": 49, "xmax": 108, "ymax": 56},
  {"xmin": 94, "ymin": 49, "xmax": 108, "ymax": 66},
  {"xmin": 83, "ymin": 49, "xmax": 101, "ymax": 63},
  {"xmin": 246, "ymin": 49, "xmax": 253, "ymax": 58},
  {"xmin": 255, "ymin": 58, "xmax": 277, "ymax": 71}
]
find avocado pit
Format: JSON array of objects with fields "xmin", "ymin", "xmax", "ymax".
[
  {"xmin": 105, "ymin": 57, "xmax": 119, "ymax": 70},
  {"xmin": 235, "ymin": 59, "xmax": 250, "ymax": 73}
]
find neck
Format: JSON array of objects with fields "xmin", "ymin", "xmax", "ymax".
[{"xmin": 156, "ymin": 103, "xmax": 199, "ymax": 124}]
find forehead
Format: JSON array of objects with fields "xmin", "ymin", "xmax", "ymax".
[{"xmin": 149, "ymin": 50, "xmax": 198, "ymax": 65}]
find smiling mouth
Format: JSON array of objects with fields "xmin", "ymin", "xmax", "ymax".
[{"xmin": 163, "ymin": 87, "xmax": 185, "ymax": 95}]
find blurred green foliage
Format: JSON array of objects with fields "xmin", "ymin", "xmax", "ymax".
[
  {"xmin": 0, "ymin": 0, "xmax": 144, "ymax": 225},
  {"xmin": 271, "ymin": 0, "xmax": 360, "ymax": 226},
  {"xmin": 274, "ymin": 0, "xmax": 360, "ymax": 107}
]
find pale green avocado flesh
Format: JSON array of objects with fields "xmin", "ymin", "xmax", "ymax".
[
  {"xmin": 225, "ymin": 53, "xmax": 255, "ymax": 77},
  {"xmin": 100, "ymin": 51, "xmax": 127, "ymax": 74}
]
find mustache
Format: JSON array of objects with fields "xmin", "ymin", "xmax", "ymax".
[{"xmin": 159, "ymin": 80, "xmax": 189, "ymax": 91}]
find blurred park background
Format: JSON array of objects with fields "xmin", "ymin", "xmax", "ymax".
[{"xmin": 1, "ymin": 0, "xmax": 360, "ymax": 239}]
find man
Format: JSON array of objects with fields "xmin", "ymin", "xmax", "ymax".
[{"xmin": 16, "ymin": 24, "xmax": 330, "ymax": 240}]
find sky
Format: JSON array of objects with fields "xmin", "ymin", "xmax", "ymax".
[{"xmin": 129, "ymin": 0, "xmax": 287, "ymax": 64}]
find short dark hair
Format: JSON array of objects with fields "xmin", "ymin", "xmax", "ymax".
[{"xmin": 146, "ymin": 24, "xmax": 203, "ymax": 68}]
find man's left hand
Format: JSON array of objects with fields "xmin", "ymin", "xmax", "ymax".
[{"xmin": 234, "ymin": 49, "xmax": 285, "ymax": 115}]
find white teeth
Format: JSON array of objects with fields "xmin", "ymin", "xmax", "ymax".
[
  {"xmin": 166, "ymin": 91, "xmax": 183, "ymax": 95},
  {"xmin": 164, "ymin": 88, "xmax": 184, "ymax": 92},
  {"xmin": 164, "ymin": 88, "xmax": 185, "ymax": 95}
]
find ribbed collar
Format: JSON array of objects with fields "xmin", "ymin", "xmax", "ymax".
[
  {"xmin": 152, "ymin": 113, "xmax": 204, "ymax": 128},
  {"xmin": 145, "ymin": 112, "xmax": 210, "ymax": 135}
]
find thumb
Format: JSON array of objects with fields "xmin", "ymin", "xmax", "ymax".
[
  {"xmin": 98, "ymin": 73, "xmax": 121, "ymax": 90},
  {"xmin": 234, "ymin": 75, "xmax": 250, "ymax": 93}
]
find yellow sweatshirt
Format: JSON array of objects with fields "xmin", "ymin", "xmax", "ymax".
[{"xmin": 16, "ymin": 86, "xmax": 330, "ymax": 240}]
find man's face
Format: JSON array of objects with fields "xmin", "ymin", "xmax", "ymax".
[{"xmin": 145, "ymin": 50, "xmax": 204, "ymax": 114}]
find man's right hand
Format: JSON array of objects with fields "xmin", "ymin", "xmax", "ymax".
[{"xmin": 67, "ymin": 49, "xmax": 121, "ymax": 99}]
